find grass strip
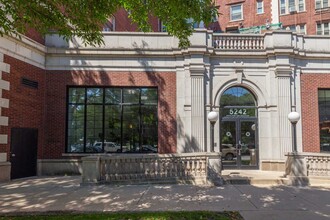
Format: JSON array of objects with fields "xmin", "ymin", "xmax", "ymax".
[{"xmin": 0, "ymin": 211, "xmax": 243, "ymax": 220}]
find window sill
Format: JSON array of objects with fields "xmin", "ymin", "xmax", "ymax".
[
  {"xmin": 315, "ymin": 7, "xmax": 330, "ymax": 14},
  {"xmin": 62, "ymin": 153, "xmax": 108, "ymax": 157},
  {"xmin": 280, "ymin": 10, "xmax": 307, "ymax": 16},
  {"xmin": 229, "ymin": 19, "xmax": 244, "ymax": 23}
]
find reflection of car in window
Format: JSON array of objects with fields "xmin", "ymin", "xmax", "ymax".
[
  {"xmin": 103, "ymin": 142, "xmax": 121, "ymax": 153},
  {"xmin": 221, "ymin": 144, "xmax": 237, "ymax": 160},
  {"xmin": 92, "ymin": 142, "xmax": 122, "ymax": 153},
  {"xmin": 141, "ymin": 145, "xmax": 157, "ymax": 153}
]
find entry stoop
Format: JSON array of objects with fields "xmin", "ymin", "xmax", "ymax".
[{"xmin": 221, "ymin": 170, "xmax": 290, "ymax": 185}]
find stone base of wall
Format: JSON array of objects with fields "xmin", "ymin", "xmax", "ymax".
[
  {"xmin": 261, "ymin": 161, "xmax": 285, "ymax": 171},
  {"xmin": 37, "ymin": 159, "xmax": 82, "ymax": 176},
  {"xmin": 0, "ymin": 162, "xmax": 11, "ymax": 182}
]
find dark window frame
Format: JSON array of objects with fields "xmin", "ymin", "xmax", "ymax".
[
  {"xmin": 318, "ymin": 89, "xmax": 330, "ymax": 152},
  {"xmin": 66, "ymin": 86, "xmax": 158, "ymax": 154}
]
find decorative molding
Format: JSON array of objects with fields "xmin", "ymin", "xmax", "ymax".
[
  {"xmin": 189, "ymin": 66, "xmax": 205, "ymax": 77},
  {"xmin": 235, "ymin": 69, "xmax": 243, "ymax": 84},
  {"xmin": 275, "ymin": 67, "xmax": 292, "ymax": 77}
]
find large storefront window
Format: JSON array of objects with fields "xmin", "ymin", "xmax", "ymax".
[
  {"xmin": 67, "ymin": 87, "xmax": 158, "ymax": 153},
  {"xmin": 318, "ymin": 89, "xmax": 330, "ymax": 152}
]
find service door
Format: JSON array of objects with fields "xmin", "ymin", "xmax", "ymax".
[{"xmin": 10, "ymin": 128, "xmax": 38, "ymax": 179}]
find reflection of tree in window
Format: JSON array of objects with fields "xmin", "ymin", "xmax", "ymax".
[
  {"xmin": 67, "ymin": 87, "xmax": 158, "ymax": 153},
  {"xmin": 318, "ymin": 90, "xmax": 330, "ymax": 152},
  {"xmin": 220, "ymin": 87, "xmax": 255, "ymax": 107}
]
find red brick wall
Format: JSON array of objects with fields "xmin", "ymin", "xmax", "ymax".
[
  {"xmin": 214, "ymin": 0, "xmax": 273, "ymax": 33},
  {"xmin": 25, "ymin": 28, "xmax": 45, "ymax": 45},
  {"xmin": 301, "ymin": 73, "xmax": 330, "ymax": 152},
  {"xmin": 113, "ymin": 9, "xmax": 160, "ymax": 32},
  {"xmin": 0, "ymin": 55, "xmax": 46, "ymax": 160},
  {"xmin": 279, "ymin": 1, "xmax": 330, "ymax": 35},
  {"xmin": 45, "ymin": 71, "xmax": 177, "ymax": 159}
]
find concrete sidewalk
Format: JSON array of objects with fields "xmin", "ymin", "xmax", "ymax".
[{"xmin": 0, "ymin": 176, "xmax": 330, "ymax": 220}]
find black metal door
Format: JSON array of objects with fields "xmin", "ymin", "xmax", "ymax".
[{"xmin": 10, "ymin": 128, "xmax": 38, "ymax": 179}]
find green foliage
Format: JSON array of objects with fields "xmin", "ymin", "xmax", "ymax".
[{"xmin": 0, "ymin": 0, "xmax": 218, "ymax": 48}]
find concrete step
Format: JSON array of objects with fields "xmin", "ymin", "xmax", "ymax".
[
  {"xmin": 222, "ymin": 175, "xmax": 289, "ymax": 185},
  {"xmin": 222, "ymin": 171, "xmax": 330, "ymax": 186}
]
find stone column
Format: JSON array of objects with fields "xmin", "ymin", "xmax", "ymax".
[
  {"xmin": 190, "ymin": 67, "xmax": 206, "ymax": 152},
  {"xmin": 276, "ymin": 68, "xmax": 292, "ymax": 159}
]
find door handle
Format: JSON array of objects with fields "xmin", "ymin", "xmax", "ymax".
[
  {"xmin": 11, "ymin": 153, "xmax": 16, "ymax": 157},
  {"xmin": 236, "ymin": 143, "xmax": 241, "ymax": 156}
]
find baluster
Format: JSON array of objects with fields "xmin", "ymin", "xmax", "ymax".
[
  {"xmin": 241, "ymin": 37, "xmax": 245, "ymax": 49},
  {"xmin": 215, "ymin": 39, "xmax": 219, "ymax": 48},
  {"xmin": 238, "ymin": 37, "xmax": 241, "ymax": 49},
  {"xmin": 256, "ymin": 37, "xmax": 260, "ymax": 49},
  {"xmin": 246, "ymin": 37, "xmax": 250, "ymax": 49},
  {"xmin": 105, "ymin": 158, "xmax": 109, "ymax": 182}
]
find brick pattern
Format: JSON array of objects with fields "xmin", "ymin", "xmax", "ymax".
[
  {"xmin": 279, "ymin": 1, "xmax": 330, "ymax": 35},
  {"xmin": 301, "ymin": 73, "xmax": 330, "ymax": 152},
  {"xmin": 25, "ymin": 28, "xmax": 45, "ymax": 45},
  {"xmin": 211, "ymin": 0, "xmax": 273, "ymax": 32},
  {"xmin": 45, "ymin": 70, "xmax": 177, "ymax": 159},
  {"xmin": 0, "ymin": 55, "xmax": 46, "ymax": 160},
  {"xmin": 113, "ymin": 9, "xmax": 159, "ymax": 32}
]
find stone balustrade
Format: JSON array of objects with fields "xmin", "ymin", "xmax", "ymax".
[
  {"xmin": 82, "ymin": 152, "xmax": 222, "ymax": 185},
  {"xmin": 213, "ymin": 34, "xmax": 264, "ymax": 50},
  {"xmin": 305, "ymin": 154, "xmax": 330, "ymax": 176},
  {"xmin": 285, "ymin": 152, "xmax": 330, "ymax": 177}
]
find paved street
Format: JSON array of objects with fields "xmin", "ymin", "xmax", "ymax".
[{"xmin": 0, "ymin": 176, "xmax": 330, "ymax": 219}]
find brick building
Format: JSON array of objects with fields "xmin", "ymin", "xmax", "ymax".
[
  {"xmin": 99, "ymin": 0, "xmax": 330, "ymax": 35},
  {"xmin": 1, "ymin": 2, "xmax": 330, "ymax": 182}
]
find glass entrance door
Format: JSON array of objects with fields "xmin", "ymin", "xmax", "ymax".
[{"xmin": 220, "ymin": 119, "xmax": 258, "ymax": 168}]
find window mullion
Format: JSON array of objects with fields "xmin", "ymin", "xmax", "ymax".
[{"xmin": 83, "ymin": 89, "xmax": 87, "ymax": 152}]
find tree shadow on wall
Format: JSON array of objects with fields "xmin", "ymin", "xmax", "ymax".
[{"xmin": 132, "ymin": 40, "xmax": 200, "ymax": 153}]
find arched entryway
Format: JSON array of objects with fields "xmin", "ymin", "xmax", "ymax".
[{"xmin": 220, "ymin": 86, "xmax": 258, "ymax": 169}]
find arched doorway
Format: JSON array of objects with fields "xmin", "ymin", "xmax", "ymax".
[{"xmin": 220, "ymin": 86, "xmax": 258, "ymax": 169}]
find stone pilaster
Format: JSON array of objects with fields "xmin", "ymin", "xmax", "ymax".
[
  {"xmin": 190, "ymin": 67, "xmax": 206, "ymax": 152},
  {"xmin": 276, "ymin": 68, "xmax": 292, "ymax": 159},
  {"xmin": 0, "ymin": 52, "xmax": 10, "ymax": 182}
]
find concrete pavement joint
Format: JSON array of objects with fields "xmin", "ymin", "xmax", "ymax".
[
  {"xmin": 282, "ymin": 186, "xmax": 327, "ymax": 211},
  {"xmin": 232, "ymin": 185, "xmax": 259, "ymax": 210},
  {"xmin": 136, "ymin": 185, "xmax": 150, "ymax": 206}
]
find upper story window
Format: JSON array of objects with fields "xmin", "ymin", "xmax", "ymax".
[
  {"xmin": 159, "ymin": 20, "xmax": 167, "ymax": 32},
  {"xmin": 257, "ymin": 0, "xmax": 264, "ymax": 14},
  {"xmin": 230, "ymin": 4, "xmax": 243, "ymax": 21},
  {"xmin": 317, "ymin": 22, "xmax": 330, "ymax": 35},
  {"xmin": 103, "ymin": 16, "xmax": 115, "ymax": 32},
  {"xmin": 280, "ymin": 0, "xmax": 305, "ymax": 14},
  {"xmin": 316, "ymin": 0, "xmax": 329, "ymax": 9},
  {"xmin": 284, "ymin": 24, "xmax": 306, "ymax": 34}
]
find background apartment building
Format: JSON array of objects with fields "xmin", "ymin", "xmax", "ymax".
[{"xmin": 97, "ymin": 0, "xmax": 330, "ymax": 35}]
